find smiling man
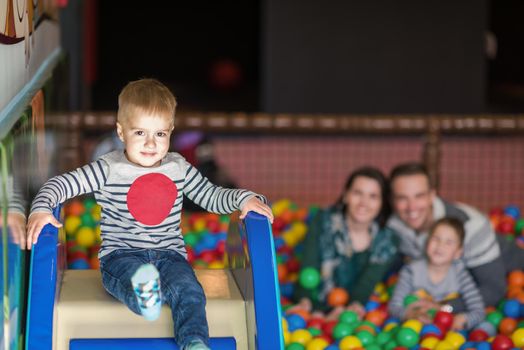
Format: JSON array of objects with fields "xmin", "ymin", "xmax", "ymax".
[{"xmin": 387, "ymin": 162, "xmax": 524, "ymax": 312}]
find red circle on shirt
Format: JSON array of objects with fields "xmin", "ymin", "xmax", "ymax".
[{"xmin": 127, "ymin": 173, "xmax": 178, "ymax": 225}]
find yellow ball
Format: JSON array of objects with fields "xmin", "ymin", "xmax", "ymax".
[
  {"xmin": 434, "ymin": 340, "xmax": 454, "ymax": 350},
  {"xmin": 402, "ymin": 319, "xmax": 423, "ymax": 333},
  {"xmin": 272, "ymin": 199, "xmax": 291, "ymax": 217},
  {"xmin": 208, "ymin": 261, "xmax": 224, "ymax": 269},
  {"xmin": 512, "ymin": 328, "xmax": 524, "ymax": 347},
  {"xmin": 444, "ymin": 331, "xmax": 465, "ymax": 348},
  {"xmin": 383, "ymin": 322, "xmax": 398, "ymax": 332},
  {"xmin": 339, "ymin": 335, "xmax": 362, "ymax": 350},
  {"xmin": 193, "ymin": 218, "xmax": 207, "ymax": 232},
  {"xmin": 374, "ymin": 282, "xmax": 386, "ymax": 294},
  {"xmin": 91, "ymin": 205, "xmax": 101, "ymax": 221},
  {"xmin": 420, "ymin": 336, "xmax": 439, "ymax": 349},
  {"xmin": 283, "ymin": 330, "xmax": 291, "ymax": 345},
  {"xmin": 95, "ymin": 226, "xmax": 102, "ymax": 242},
  {"xmin": 306, "ymin": 337, "xmax": 329, "ymax": 350},
  {"xmin": 282, "ymin": 318, "xmax": 288, "ymax": 332},
  {"xmin": 64, "ymin": 216, "xmax": 81, "ymax": 236},
  {"xmin": 290, "ymin": 329, "xmax": 312, "ymax": 345},
  {"xmin": 76, "ymin": 227, "xmax": 96, "ymax": 248}
]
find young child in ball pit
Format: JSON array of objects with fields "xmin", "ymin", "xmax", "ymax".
[
  {"xmin": 25, "ymin": 78, "xmax": 274, "ymax": 350},
  {"xmin": 388, "ymin": 217, "xmax": 485, "ymax": 330}
]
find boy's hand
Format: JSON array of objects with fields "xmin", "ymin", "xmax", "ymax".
[
  {"xmin": 240, "ymin": 197, "xmax": 274, "ymax": 223},
  {"xmin": 26, "ymin": 212, "xmax": 63, "ymax": 250},
  {"xmin": 0, "ymin": 212, "xmax": 27, "ymax": 249},
  {"xmin": 451, "ymin": 313, "xmax": 467, "ymax": 331}
]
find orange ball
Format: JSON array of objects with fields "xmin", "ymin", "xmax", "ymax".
[
  {"xmin": 89, "ymin": 256, "xmax": 100, "ymax": 269},
  {"xmin": 65, "ymin": 200, "xmax": 85, "ymax": 216},
  {"xmin": 499, "ymin": 317, "xmax": 517, "ymax": 336},
  {"xmin": 508, "ymin": 270, "xmax": 524, "ymax": 287},
  {"xmin": 287, "ymin": 308, "xmax": 311, "ymax": 322},
  {"xmin": 365, "ymin": 309, "xmax": 387, "ymax": 326},
  {"xmin": 277, "ymin": 264, "xmax": 288, "ymax": 283},
  {"xmin": 327, "ymin": 287, "xmax": 349, "ymax": 307}
]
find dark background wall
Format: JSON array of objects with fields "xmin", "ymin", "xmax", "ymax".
[
  {"xmin": 62, "ymin": 0, "xmax": 524, "ymax": 114},
  {"xmin": 262, "ymin": 0, "xmax": 487, "ymax": 113}
]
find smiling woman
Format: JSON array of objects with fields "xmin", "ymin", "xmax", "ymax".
[{"xmin": 292, "ymin": 166, "xmax": 399, "ymax": 319}]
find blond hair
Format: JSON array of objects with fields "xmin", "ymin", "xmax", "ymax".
[{"xmin": 117, "ymin": 78, "xmax": 177, "ymax": 127}]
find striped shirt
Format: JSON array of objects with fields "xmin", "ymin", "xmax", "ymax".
[
  {"xmin": 387, "ymin": 197, "xmax": 500, "ymax": 268},
  {"xmin": 30, "ymin": 151, "xmax": 262, "ymax": 258},
  {"xmin": 388, "ymin": 259, "xmax": 485, "ymax": 329}
]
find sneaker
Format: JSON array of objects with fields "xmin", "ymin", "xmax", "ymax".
[
  {"xmin": 131, "ymin": 264, "xmax": 162, "ymax": 321},
  {"xmin": 184, "ymin": 340, "xmax": 210, "ymax": 350}
]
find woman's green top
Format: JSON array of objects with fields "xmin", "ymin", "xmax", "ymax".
[{"xmin": 294, "ymin": 205, "xmax": 399, "ymax": 310}]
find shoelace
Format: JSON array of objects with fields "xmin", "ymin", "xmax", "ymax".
[{"xmin": 134, "ymin": 279, "xmax": 161, "ymax": 308}]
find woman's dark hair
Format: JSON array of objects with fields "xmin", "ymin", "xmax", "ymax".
[{"xmin": 335, "ymin": 166, "xmax": 391, "ymax": 227}]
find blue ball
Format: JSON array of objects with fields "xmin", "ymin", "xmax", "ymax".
[
  {"xmin": 420, "ymin": 324, "xmax": 442, "ymax": 337},
  {"xmin": 325, "ymin": 346, "xmax": 339, "ymax": 350},
  {"xmin": 476, "ymin": 341, "xmax": 491, "ymax": 350},
  {"xmin": 279, "ymin": 282, "xmax": 294, "ymax": 298},
  {"xmin": 504, "ymin": 205, "xmax": 521, "ymax": 219},
  {"xmin": 273, "ymin": 237, "xmax": 285, "ymax": 250},
  {"xmin": 69, "ymin": 259, "xmax": 90, "ymax": 270},
  {"xmin": 365, "ymin": 300, "xmax": 380, "ymax": 312},
  {"xmin": 503, "ymin": 299, "xmax": 520, "ymax": 318},
  {"xmin": 286, "ymin": 313, "xmax": 306, "ymax": 331},
  {"xmin": 200, "ymin": 234, "xmax": 218, "ymax": 250},
  {"xmin": 459, "ymin": 341, "xmax": 475, "ymax": 350}
]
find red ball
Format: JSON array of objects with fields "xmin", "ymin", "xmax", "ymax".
[
  {"xmin": 199, "ymin": 250, "xmax": 217, "ymax": 264},
  {"xmin": 433, "ymin": 311, "xmax": 453, "ymax": 331},
  {"xmin": 491, "ymin": 334, "xmax": 514, "ymax": 350},
  {"xmin": 321, "ymin": 320, "xmax": 338, "ymax": 337},
  {"xmin": 307, "ymin": 317, "xmax": 325, "ymax": 330},
  {"xmin": 469, "ymin": 329, "xmax": 488, "ymax": 342},
  {"xmin": 286, "ymin": 257, "xmax": 301, "ymax": 273}
]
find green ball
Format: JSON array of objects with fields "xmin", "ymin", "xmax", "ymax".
[
  {"xmin": 332, "ymin": 322, "xmax": 354, "ymax": 340},
  {"xmin": 376, "ymin": 331, "xmax": 392, "ymax": 345},
  {"xmin": 486, "ymin": 310, "xmax": 504, "ymax": 327},
  {"xmin": 356, "ymin": 330, "xmax": 374, "ymax": 346},
  {"xmin": 80, "ymin": 212, "xmax": 96, "ymax": 227},
  {"xmin": 395, "ymin": 327, "xmax": 419, "ymax": 348},
  {"xmin": 83, "ymin": 197, "xmax": 97, "ymax": 210},
  {"xmin": 298, "ymin": 267, "xmax": 320, "ymax": 289},
  {"xmin": 308, "ymin": 327, "xmax": 321, "ymax": 337},
  {"xmin": 403, "ymin": 294, "xmax": 419, "ymax": 306},
  {"xmin": 366, "ymin": 344, "xmax": 382, "ymax": 350},
  {"xmin": 286, "ymin": 342, "xmax": 305, "ymax": 350},
  {"xmin": 184, "ymin": 233, "xmax": 199, "ymax": 247},
  {"xmin": 515, "ymin": 218, "xmax": 524, "ymax": 234},
  {"xmin": 427, "ymin": 308, "xmax": 437, "ymax": 319},
  {"xmin": 339, "ymin": 310, "xmax": 359, "ymax": 324},
  {"xmin": 384, "ymin": 339, "xmax": 398, "ymax": 350}
]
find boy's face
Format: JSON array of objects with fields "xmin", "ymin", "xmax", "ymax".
[
  {"xmin": 117, "ymin": 113, "xmax": 173, "ymax": 168},
  {"xmin": 426, "ymin": 224, "xmax": 463, "ymax": 267},
  {"xmin": 391, "ymin": 174, "xmax": 435, "ymax": 232}
]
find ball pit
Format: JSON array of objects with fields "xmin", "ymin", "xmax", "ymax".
[{"xmin": 61, "ymin": 198, "xmax": 524, "ymax": 349}]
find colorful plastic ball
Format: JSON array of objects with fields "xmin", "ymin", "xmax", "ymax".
[
  {"xmin": 433, "ymin": 311, "xmax": 454, "ymax": 330},
  {"xmin": 491, "ymin": 334, "xmax": 514, "ymax": 350},
  {"xmin": 364, "ymin": 300, "xmax": 379, "ymax": 312},
  {"xmin": 503, "ymin": 205, "xmax": 521, "ymax": 220},
  {"xmin": 503, "ymin": 299, "xmax": 520, "ymax": 318},
  {"xmin": 65, "ymin": 200, "xmax": 85, "ymax": 216},
  {"xmin": 305, "ymin": 337, "xmax": 329, "ymax": 350},
  {"xmin": 64, "ymin": 216, "xmax": 82, "ymax": 236},
  {"xmin": 76, "ymin": 227, "xmax": 96, "ymax": 248},
  {"xmin": 355, "ymin": 330, "xmax": 374, "ymax": 346},
  {"xmin": 444, "ymin": 331, "xmax": 466, "ymax": 348},
  {"xmin": 486, "ymin": 310, "xmax": 504, "ymax": 328},
  {"xmin": 515, "ymin": 218, "xmax": 524, "ymax": 234},
  {"xmin": 434, "ymin": 339, "xmax": 454, "ymax": 350},
  {"xmin": 365, "ymin": 344, "xmax": 381, "ymax": 350},
  {"xmin": 402, "ymin": 319, "xmax": 423, "ymax": 333},
  {"xmin": 508, "ymin": 270, "xmax": 524, "ymax": 287},
  {"xmin": 286, "ymin": 342, "xmax": 305, "ymax": 350},
  {"xmin": 332, "ymin": 322, "xmax": 355, "ymax": 340},
  {"xmin": 339, "ymin": 310, "xmax": 359, "ymax": 324},
  {"xmin": 459, "ymin": 341, "xmax": 475, "ymax": 350},
  {"xmin": 290, "ymin": 329, "xmax": 312, "ymax": 345},
  {"xmin": 375, "ymin": 331, "xmax": 392, "ymax": 346},
  {"xmin": 324, "ymin": 345, "xmax": 338, "ymax": 350},
  {"xmin": 475, "ymin": 341, "xmax": 491, "ymax": 350},
  {"xmin": 420, "ymin": 324, "xmax": 442, "ymax": 337},
  {"xmin": 499, "ymin": 317, "xmax": 518, "ymax": 335},
  {"xmin": 395, "ymin": 327, "xmax": 419, "ymax": 348},
  {"xmin": 338, "ymin": 335, "xmax": 362, "ymax": 350},
  {"xmin": 365, "ymin": 309, "xmax": 387, "ymax": 327},
  {"xmin": 476, "ymin": 320, "xmax": 497, "ymax": 336},
  {"xmin": 298, "ymin": 267, "xmax": 321, "ymax": 289},
  {"xmin": 69, "ymin": 258, "xmax": 90, "ymax": 269},
  {"xmin": 469, "ymin": 328, "xmax": 488, "ymax": 341},
  {"xmin": 286, "ymin": 314, "xmax": 307, "ymax": 331},
  {"xmin": 403, "ymin": 294, "xmax": 419, "ymax": 306},
  {"xmin": 420, "ymin": 336, "xmax": 439, "ymax": 349},
  {"xmin": 327, "ymin": 287, "xmax": 349, "ymax": 307},
  {"xmin": 511, "ymin": 328, "xmax": 524, "ymax": 347}
]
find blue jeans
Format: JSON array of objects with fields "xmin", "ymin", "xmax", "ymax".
[{"xmin": 100, "ymin": 249, "xmax": 209, "ymax": 348}]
